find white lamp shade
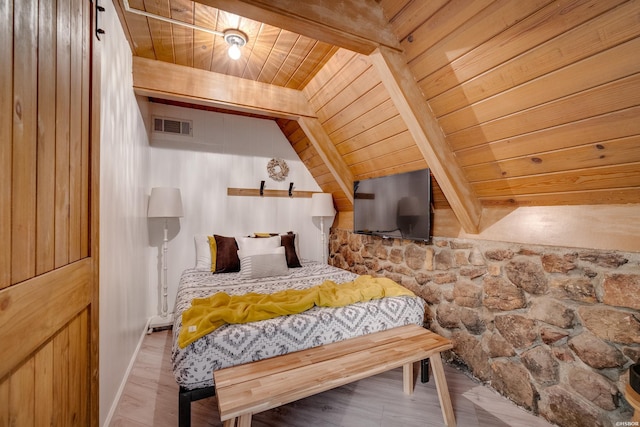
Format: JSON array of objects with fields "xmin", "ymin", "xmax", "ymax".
[
  {"xmin": 148, "ymin": 187, "xmax": 184, "ymax": 218},
  {"xmin": 311, "ymin": 193, "xmax": 335, "ymax": 217}
]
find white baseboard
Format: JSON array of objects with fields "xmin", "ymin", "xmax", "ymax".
[{"xmin": 102, "ymin": 317, "xmax": 151, "ymax": 427}]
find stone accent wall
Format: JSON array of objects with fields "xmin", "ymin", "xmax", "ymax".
[{"xmin": 329, "ymin": 229, "xmax": 640, "ymax": 427}]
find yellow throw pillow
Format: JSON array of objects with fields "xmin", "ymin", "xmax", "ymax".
[
  {"xmin": 207, "ymin": 235, "xmax": 217, "ymax": 272},
  {"xmin": 254, "ymin": 232, "xmax": 276, "ymax": 238}
]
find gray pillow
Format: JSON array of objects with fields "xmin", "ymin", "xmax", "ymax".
[{"xmin": 238, "ymin": 247, "xmax": 289, "ymax": 279}]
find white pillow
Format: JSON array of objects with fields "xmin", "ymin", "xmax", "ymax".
[
  {"xmin": 238, "ymin": 246, "xmax": 288, "ymax": 279},
  {"xmin": 236, "ymin": 235, "xmax": 281, "ymax": 252},
  {"xmin": 194, "ymin": 235, "xmax": 211, "ymax": 269}
]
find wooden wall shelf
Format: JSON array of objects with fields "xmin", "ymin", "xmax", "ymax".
[{"xmin": 227, "ymin": 188, "xmax": 318, "ymax": 198}]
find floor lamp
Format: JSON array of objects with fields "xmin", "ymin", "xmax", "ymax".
[
  {"xmin": 311, "ymin": 193, "xmax": 336, "ymax": 264},
  {"xmin": 148, "ymin": 187, "xmax": 183, "ymax": 333}
]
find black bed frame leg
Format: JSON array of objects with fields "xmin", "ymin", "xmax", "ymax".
[
  {"xmin": 179, "ymin": 385, "xmax": 217, "ymax": 427},
  {"xmin": 421, "ymin": 358, "xmax": 430, "ymax": 383},
  {"xmin": 179, "ymin": 388, "xmax": 192, "ymax": 427}
]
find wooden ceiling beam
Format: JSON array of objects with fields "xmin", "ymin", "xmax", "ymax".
[
  {"xmin": 132, "ymin": 57, "xmax": 315, "ymax": 119},
  {"xmin": 193, "ymin": 0, "xmax": 400, "ymax": 55},
  {"xmin": 297, "ymin": 117, "xmax": 355, "ymax": 204},
  {"xmin": 370, "ymin": 47, "xmax": 482, "ymax": 234},
  {"xmin": 133, "ymin": 57, "xmax": 354, "ymax": 205}
]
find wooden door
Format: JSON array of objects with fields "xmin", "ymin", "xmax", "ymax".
[{"xmin": 0, "ymin": 0, "xmax": 99, "ymax": 425}]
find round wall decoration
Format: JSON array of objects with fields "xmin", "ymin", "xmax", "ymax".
[{"xmin": 267, "ymin": 158, "xmax": 289, "ymax": 182}]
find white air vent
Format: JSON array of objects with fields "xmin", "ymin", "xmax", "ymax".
[{"xmin": 153, "ymin": 116, "xmax": 192, "ymax": 136}]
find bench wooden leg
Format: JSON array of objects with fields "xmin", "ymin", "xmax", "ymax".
[
  {"xmin": 402, "ymin": 361, "xmax": 421, "ymax": 395},
  {"xmin": 237, "ymin": 413, "xmax": 252, "ymax": 427},
  {"xmin": 429, "ymin": 353, "xmax": 456, "ymax": 427},
  {"xmin": 222, "ymin": 419, "xmax": 237, "ymax": 427}
]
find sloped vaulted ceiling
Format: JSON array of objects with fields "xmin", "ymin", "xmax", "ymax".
[{"xmin": 115, "ymin": 0, "xmax": 640, "ymax": 234}]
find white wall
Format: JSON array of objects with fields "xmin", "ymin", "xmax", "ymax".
[
  {"xmin": 147, "ymin": 103, "xmax": 324, "ymax": 315},
  {"xmin": 99, "ymin": 1, "xmax": 151, "ymax": 425},
  {"xmin": 99, "ymin": 3, "xmax": 330, "ymax": 423}
]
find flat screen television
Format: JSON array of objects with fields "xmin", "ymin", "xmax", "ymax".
[{"xmin": 353, "ymin": 168, "xmax": 432, "ymax": 243}]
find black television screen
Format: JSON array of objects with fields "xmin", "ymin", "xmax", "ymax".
[{"xmin": 353, "ymin": 168, "xmax": 432, "ymax": 242}]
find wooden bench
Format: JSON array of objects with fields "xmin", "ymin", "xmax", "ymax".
[{"xmin": 213, "ymin": 324, "xmax": 456, "ymax": 427}]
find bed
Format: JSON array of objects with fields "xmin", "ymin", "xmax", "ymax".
[{"xmin": 171, "ymin": 234, "xmax": 426, "ymax": 426}]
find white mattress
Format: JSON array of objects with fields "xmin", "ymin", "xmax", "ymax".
[{"xmin": 171, "ymin": 261, "xmax": 425, "ymax": 390}]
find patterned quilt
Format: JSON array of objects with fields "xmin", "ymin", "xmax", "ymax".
[{"xmin": 171, "ymin": 261, "xmax": 425, "ymax": 390}]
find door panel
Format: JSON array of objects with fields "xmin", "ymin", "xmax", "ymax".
[{"xmin": 0, "ymin": 0, "xmax": 98, "ymax": 425}]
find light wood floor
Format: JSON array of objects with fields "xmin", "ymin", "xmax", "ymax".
[{"xmin": 110, "ymin": 330, "xmax": 555, "ymax": 427}]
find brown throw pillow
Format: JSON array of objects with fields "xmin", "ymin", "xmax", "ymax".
[
  {"xmin": 281, "ymin": 233, "xmax": 301, "ymax": 268},
  {"xmin": 214, "ymin": 235, "xmax": 240, "ymax": 273}
]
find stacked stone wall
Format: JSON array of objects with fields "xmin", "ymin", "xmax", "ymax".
[{"xmin": 329, "ymin": 229, "xmax": 640, "ymax": 427}]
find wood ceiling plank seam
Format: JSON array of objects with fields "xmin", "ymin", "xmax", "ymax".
[
  {"xmin": 289, "ymin": 128, "xmax": 311, "ymax": 144},
  {"xmin": 285, "ymin": 36, "xmax": 318, "ymax": 84},
  {"xmin": 312, "ymin": 172, "xmax": 337, "ymax": 186},
  {"xmin": 407, "ymin": 0, "xmax": 552, "ymax": 85},
  {"xmin": 295, "ymin": 44, "xmax": 340, "ymax": 90},
  {"xmin": 313, "ymin": 66, "xmax": 383, "ymax": 126},
  {"xmin": 386, "ymin": 0, "xmax": 448, "ymax": 42},
  {"xmin": 288, "ymin": 130, "xmax": 308, "ymax": 146},
  {"xmin": 421, "ymin": 0, "xmax": 628, "ymax": 104},
  {"xmin": 438, "ymin": 36, "xmax": 640, "ymax": 135},
  {"xmin": 192, "ymin": 3, "xmax": 217, "ymax": 70},
  {"xmin": 463, "ymin": 135, "xmax": 640, "ymax": 182},
  {"xmin": 297, "ymin": 145, "xmax": 319, "ymax": 164},
  {"xmin": 329, "ymin": 99, "xmax": 399, "ymax": 146},
  {"xmin": 379, "ymin": 0, "xmax": 412, "ymax": 23},
  {"xmin": 307, "ymin": 160, "xmax": 330, "ymax": 174},
  {"xmin": 291, "ymin": 137, "xmax": 312, "ymax": 153},
  {"xmin": 302, "ymin": 48, "xmax": 359, "ymax": 100},
  {"xmin": 271, "ymin": 34, "xmax": 312, "ymax": 87},
  {"xmin": 313, "ymin": 180, "xmax": 343, "ymax": 194},
  {"xmin": 478, "ymin": 187, "xmax": 640, "ymax": 206},
  {"xmin": 306, "ymin": 54, "xmax": 373, "ymax": 113},
  {"xmin": 423, "ymin": 0, "xmax": 633, "ymax": 112},
  {"xmin": 282, "ymin": 39, "xmax": 325, "ymax": 90},
  {"xmin": 333, "ymin": 114, "xmax": 407, "ymax": 155},
  {"xmin": 170, "ymin": 0, "xmax": 195, "ymax": 67},
  {"xmin": 337, "ymin": 123, "xmax": 412, "ymax": 159},
  {"xmin": 143, "ymin": 0, "xmax": 176, "ymax": 63},
  {"xmin": 118, "ymin": 0, "xmax": 157, "ymax": 58},
  {"xmin": 341, "ymin": 130, "xmax": 416, "ymax": 166},
  {"xmin": 370, "ymin": 46, "xmax": 482, "ymax": 233},
  {"xmin": 349, "ymin": 146, "xmax": 426, "ymax": 174},
  {"xmin": 241, "ymin": 24, "xmax": 279, "ymax": 81},
  {"xmin": 447, "ymin": 72, "xmax": 640, "ymax": 151},
  {"xmin": 353, "ymin": 159, "xmax": 428, "ymax": 181},
  {"xmin": 256, "ymin": 28, "xmax": 297, "ymax": 84},
  {"xmin": 454, "ymin": 106, "xmax": 640, "ymax": 167},
  {"xmin": 278, "ymin": 119, "xmax": 304, "ymax": 138},
  {"xmin": 471, "ymin": 162, "xmax": 640, "ymax": 197},
  {"xmin": 283, "ymin": 39, "xmax": 320, "ymax": 89},
  {"xmin": 400, "ymin": 0, "xmax": 495, "ymax": 64},
  {"xmin": 319, "ymin": 83, "xmax": 390, "ymax": 136},
  {"xmin": 268, "ymin": 32, "xmax": 303, "ymax": 85}
]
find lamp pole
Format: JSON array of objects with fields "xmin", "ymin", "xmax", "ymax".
[{"xmin": 147, "ymin": 187, "xmax": 183, "ymax": 333}]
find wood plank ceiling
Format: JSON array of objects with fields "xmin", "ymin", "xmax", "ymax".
[{"xmin": 114, "ymin": 0, "xmax": 640, "ymax": 232}]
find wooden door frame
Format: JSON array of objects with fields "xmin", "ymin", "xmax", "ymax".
[{"xmin": 89, "ymin": 0, "xmax": 101, "ymax": 423}]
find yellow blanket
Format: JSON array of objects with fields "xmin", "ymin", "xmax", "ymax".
[{"xmin": 178, "ymin": 275, "xmax": 414, "ymax": 348}]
